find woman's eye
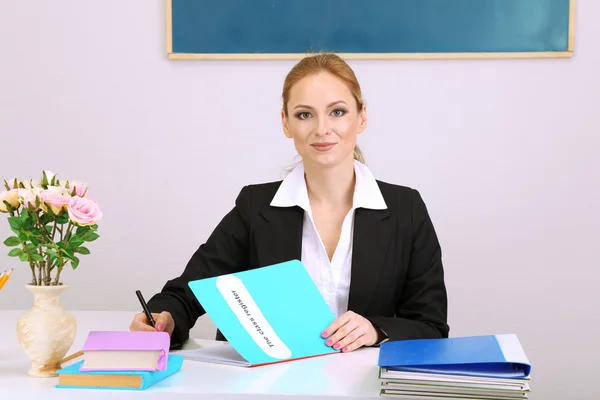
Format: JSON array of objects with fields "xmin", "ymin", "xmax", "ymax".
[
  {"xmin": 331, "ymin": 109, "xmax": 346, "ymax": 117},
  {"xmin": 296, "ymin": 112, "xmax": 311, "ymax": 120}
]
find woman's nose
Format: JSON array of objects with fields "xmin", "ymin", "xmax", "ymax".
[{"xmin": 314, "ymin": 118, "xmax": 330, "ymax": 136}]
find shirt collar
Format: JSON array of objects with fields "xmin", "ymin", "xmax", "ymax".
[{"xmin": 270, "ymin": 160, "xmax": 387, "ymax": 211}]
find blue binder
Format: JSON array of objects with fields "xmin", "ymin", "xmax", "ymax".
[{"xmin": 378, "ymin": 334, "xmax": 531, "ymax": 379}]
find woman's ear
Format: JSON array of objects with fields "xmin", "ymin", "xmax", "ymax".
[
  {"xmin": 281, "ymin": 108, "xmax": 293, "ymax": 138},
  {"xmin": 357, "ymin": 104, "xmax": 368, "ymax": 134}
]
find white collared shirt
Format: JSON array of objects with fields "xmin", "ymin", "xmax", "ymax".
[{"xmin": 270, "ymin": 160, "xmax": 387, "ymax": 318}]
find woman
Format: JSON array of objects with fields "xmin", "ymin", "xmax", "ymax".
[{"xmin": 130, "ymin": 53, "xmax": 449, "ymax": 353}]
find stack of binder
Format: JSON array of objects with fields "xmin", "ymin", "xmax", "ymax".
[{"xmin": 377, "ymin": 334, "xmax": 531, "ymax": 399}]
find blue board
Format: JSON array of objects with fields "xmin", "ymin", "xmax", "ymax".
[{"xmin": 167, "ymin": 0, "xmax": 575, "ymax": 60}]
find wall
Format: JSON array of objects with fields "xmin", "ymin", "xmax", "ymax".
[{"xmin": 0, "ymin": 1, "xmax": 598, "ymax": 399}]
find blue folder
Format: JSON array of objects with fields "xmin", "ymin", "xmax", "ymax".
[
  {"xmin": 55, "ymin": 354, "xmax": 183, "ymax": 390},
  {"xmin": 186, "ymin": 259, "xmax": 338, "ymax": 366},
  {"xmin": 378, "ymin": 334, "xmax": 531, "ymax": 379}
]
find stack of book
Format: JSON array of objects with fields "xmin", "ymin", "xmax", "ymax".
[
  {"xmin": 56, "ymin": 331, "xmax": 183, "ymax": 390},
  {"xmin": 377, "ymin": 334, "xmax": 531, "ymax": 399}
]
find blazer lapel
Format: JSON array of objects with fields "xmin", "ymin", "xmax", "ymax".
[
  {"xmin": 256, "ymin": 205, "xmax": 304, "ymax": 268},
  {"xmin": 348, "ymin": 207, "xmax": 393, "ymax": 316}
]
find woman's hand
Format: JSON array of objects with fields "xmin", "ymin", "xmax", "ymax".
[
  {"xmin": 321, "ymin": 311, "xmax": 382, "ymax": 352},
  {"xmin": 129, "ymin": 311, "xmax": 175, "ymax": 336}
]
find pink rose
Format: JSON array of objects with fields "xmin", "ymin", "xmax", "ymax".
[
  {"xmin": 69, "ymin": 180, "xmax": 88, "ymax": 197},
  {"xmin": 60, "ymin": 180, "xmax": 89, "ymax": 197},
  {"xmin": 40, "ymin": 188, "xmax": 71, "ymax": 214},
  {"xmin": 68, "ymin": 196, "xmax": 102, "ymax": 226}
]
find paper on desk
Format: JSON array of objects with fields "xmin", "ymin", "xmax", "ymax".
[{"xmin": 176, "ymin": 343, "xmax": 250, "ymax": 367}]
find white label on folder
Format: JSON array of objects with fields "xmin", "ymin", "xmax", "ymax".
[{"xmin": 216, "ymin": 275, "xmax": 292, "ymax": 360}]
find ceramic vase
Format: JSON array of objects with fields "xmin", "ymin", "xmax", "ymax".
[{"xmin": 16, "ymin": 284, "xmax": 77, "ymax": 377}]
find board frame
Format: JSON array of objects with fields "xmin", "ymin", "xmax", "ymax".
[{"xmin": 165, "ymin": 0, "xmax": 575, "ymax": 60}]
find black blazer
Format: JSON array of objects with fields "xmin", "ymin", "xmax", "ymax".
[{"xmin": 147, "ymin": 180, "xmax": 449, "ymax": 348}]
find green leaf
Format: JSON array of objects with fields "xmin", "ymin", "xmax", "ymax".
[
  {"xmin": 22, "ymin": 219, "xmax": 34, "ymax": 232},
  {"xmin": 41, "ymin": 171, "xmax": 49, "ymax": 187},
  {"xmin": 29, "ymin": 236, "xmax": 39, "ymax": 246},
  {"xmin": 57, "ymin": 214, "xmax": 69, "ymax": 224},
  {"xmin": 3, "ymin": 236, "xmax": 20, "ymax": 246},
  {"xmin": 3, "ymin": 179, "xmax": 9, "ymax": 191},
  {"xmin": 45, "ymin": 225, "xmax": 53, "ymax": 233},
  {"xmin": 68, "ymin": 236, "xmax": 84, "ymax": 249},
  {"xmin": 21, "ymin": 208, "xmax": 30, "ymax": 221},
  {"xmin": 71, "ymin": 256, "xmax": 80, "ymax": 269},
  {"xmin": 18, "ymin": 232, "xmax": 28, "ymax": 241},
  {"xmin": 40, "ymin": 213, "xmax": 52, "ymax": 224},
  {"xmin": 31, "ymin": 254, "xmax": 44, "ymax": 262},
  {"xmin": 19, "ymin": 253, "xmax": 29, "ymax": 262},
  {"xmin": 8, "ymin": 217, "xmax": 22, "ymax": 231},
  {"xmin": 76, "ymin": 225, "xmax": 91, "ymax": 236},
  {"xmin": 58, "ymin": 248, "xmax": 75, "ymax": 261},
  {"xmin": 75, "ymin": 246, "xmax": 90, "ymax": 255},
  {"xmin": 25, "ymin": 243, "xmax": 37, "ymax": 253},
  {"xmin": 8, "ymin": 248, "xmax": 22, "ymax": 257},
  {"xmin": 82, "ymin": 231, "xmax": 99, "ymax": 242},
  {"xmin": 44, "ymin": 203, "xmax": 55, "ymax": 217}
]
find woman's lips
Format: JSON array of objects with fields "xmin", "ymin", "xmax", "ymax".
[{"xmin": 311, "ymin": 142, "xmax": 336, "ymax": 152}]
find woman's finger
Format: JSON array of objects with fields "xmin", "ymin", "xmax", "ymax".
[
  {"xmin": 341, "ymin": 334, "xmax": 367, "ymax": 353},
  {"xmin": 333, "ymin": 324, "xmax": 365, "ymax": 351},
  {"xmin": 129, "ymin": 313, "xmax": 157, "ymax": 332},
  {"xmin": 322, "ymin": 311, "xmax": 353, "ymax": 339},
  {"xmin": 326, "ymin": 318, "xmax": 360, "ymax": 348}
]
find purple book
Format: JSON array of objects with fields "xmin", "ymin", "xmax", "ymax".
[{"xmin": 80, "ymin": 331, "xmax": 171, "ymax": 371}]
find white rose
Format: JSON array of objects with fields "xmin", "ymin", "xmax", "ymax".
[
  {"xmin": 46, "ymin": 185, "xmax": 70, "ymax": 196},
  {"xmin": 18, "ymin": 187, "xmax": 43, "ymax": 210},
  {"xmin": 43, "ymin": 170, "xmax": 56, "ymax": 184},
  {"xmin": 20, "ymin": 179, "xmax": 40, "ymax": 189},
  {"xmin": 0, "ymin": 190, "xmax": 20, "ymax": 213}
]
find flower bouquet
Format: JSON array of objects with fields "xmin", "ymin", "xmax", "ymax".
[
  {"xmin": 0, "ymin": 170, "xmax": 102, "ymax": 377},
  {"xmin": 0, "ymin": 170, "xmax": 102, "ymax": 286}
]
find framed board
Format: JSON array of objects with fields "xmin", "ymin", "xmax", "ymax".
[{"xmin": 166, "ymin": 0, "xmax": 575, "ymax": 60}]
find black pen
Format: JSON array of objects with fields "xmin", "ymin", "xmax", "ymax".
[{"xmin": 136, "ymin": 290, "xmax": 156, "ymax": 328}]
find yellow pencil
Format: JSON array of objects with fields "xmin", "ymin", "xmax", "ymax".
[{"xmin": 0, "ymin": 268, "xmax": 13, "ymax": 290}]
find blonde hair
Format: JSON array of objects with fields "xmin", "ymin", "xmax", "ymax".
[{"xmin": 282, "ymin": 52, "xmax": 366, "ymax": 164}]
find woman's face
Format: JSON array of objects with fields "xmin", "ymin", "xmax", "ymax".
[{"xmin": 282, "ymin": 71, "xmax": 367, "ymax": 169}]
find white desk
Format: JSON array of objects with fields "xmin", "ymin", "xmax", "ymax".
[{"xmin": 0, "ymin": 310, "xmax": 382, "ymax": 399}]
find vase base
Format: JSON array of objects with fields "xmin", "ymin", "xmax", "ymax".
[{"xmin": 28, "ymin": 362, "xmax": 61, "ymax": 377}]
